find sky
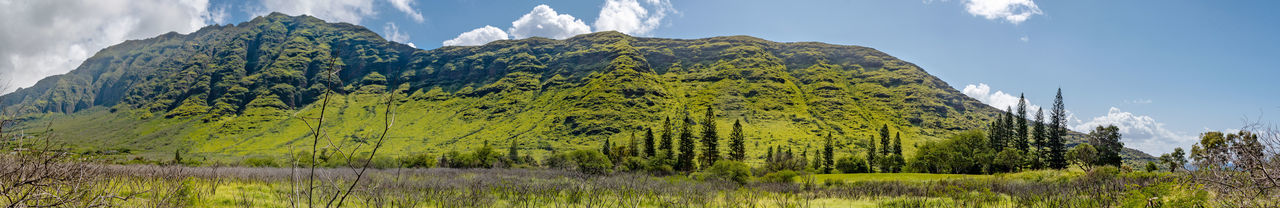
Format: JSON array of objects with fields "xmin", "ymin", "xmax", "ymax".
[{"xmin": 0, "ymin": 0, "xmax": 1277, "ymax": 155}]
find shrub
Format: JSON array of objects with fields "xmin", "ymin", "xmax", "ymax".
[
  {"xmin": 761, "ymin": 170, "xmax": 798, "ymax": 183},
  {"xmin": 568, "ymin": 150, "xmax": 613, "ymax": 174},
  {"xmin": 705, "ymin": 160, "xmax": 751, "ymax": 185},
  {"xmin": 835, "ymin": 156, "xmax": 869, "ymax": 173},
  {"xmin": 243, "ymin": 156, "xmax": 278, "ymax": 167},
  {"xmin": 398, "ymin": 152, "xmax": 436, "ymax": 168}
]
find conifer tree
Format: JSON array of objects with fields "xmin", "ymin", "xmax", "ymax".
[
  {"xmin": 729, "ymin": 119, "xmax": 746, "ymax": 161},
  {"xmin": 823, "ymin": 133, "xmax": 835, "ymax": 174},
  {"xmin": 766, "ymin": 146, "xmax": 775, "ymax": 163},
  {"xmin": 1015, "ymin": 93, "xmax": 1029, "ymax": 153},
  {"xmin": 892, "ymin": 132, "xmax": 903, "ymax": 172},
  {"xmin": 811, "ymin": 149, "xmax": 822, "ymax": 171},
  {"xmin": 601, "ymin": 138, "xmax": 611, "ymax": 159},
  {"xmin": 1048, "ymin": 88, "xmax": 1068, "ymax": 169},
  {"xmin": 661, "ymin": 116, "xmax": 674, "ymax": 157},
  {"xmin": 630, "ymin": 132, "xmax": 640, "ymax": 157},
  {"xmin": 1004, "ymin": 106, "xmax": 1016, "ymax": 148},
  {"xmin": 700, "ymin": 105, "xmax": 720, "ymax": 168},
  {"xmin": 867, "ymin": 137, "xmax": 877, "ymax": 173},
  {"xmin": 879, "ymin": 124, "xmax": 891, "ymax": 172},
  {"xmin": 644, "ymin": 127, "xmax": 656, "ymax": 157},
  {"xmin": 1032, "ymin": 108, "xmax": 1047, "ymax": 169},
  {"xmin": 508, "ymin": 138, "xmax": 520, "ymax": 164},
  {"xmin": 677, "ymin": 107, "xmax": 696, "ymax": 171}
]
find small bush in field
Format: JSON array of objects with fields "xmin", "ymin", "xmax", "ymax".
[
  {"xmin": 243, "ymin": 156, "xmax": 278, "ymax": 167},
  {"xmin": 704, "ymin": 160, "xmax": 751, "ymax": 185},
  {"xmin": 398, "ymin": 152, "xmax": 436, "ymax": 168},
  {"xmin": 761, "ymin": 170, "xmax": 798, "ymax": 183}
]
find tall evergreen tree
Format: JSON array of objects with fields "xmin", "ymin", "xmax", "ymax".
[
  {"xmin": 811, "ymin": 149, "xmax": 822, "ymax": 171},
  {"xmin": 766, "ymin": 146, "xmax": 775, "ymax": 163},
  {"xmin": 700, "ymin": 105, "xmax": 720, "ymax": 168},
  {"xmin": 644, "ymin": 127, "xmax": 656, "ymax": 157},
  {"xmin": 661, "ymin": 116, "xmax": 674, "ymax": 157},
  {"xmin": 1004, "ymin": 106, "xmax": 1016, "ymax": 149},
  {"xmin": 630, "ymin": 131, "xmax": 640, "ymax": 157},
  {"xmin": 677, "ymin": 107, "xmax": 697, "ymax": 171},
  {"xmin": 878, "ymin": 124, "xmax": 891, "ymax": 172},
  {"xmin": 729, "ymin": 119, "xmax": 746, "ymax": 161},
  {"xmin": 988, "ymin": 120, "xmax": 1002, "ymax": 152},
  {"xmin": 1048, "ymin": 88, "xmax": 1068, "ymax": 169},
  {"xmin": 867, "ymin": 137, "xmax": 877, "ymax": 173},
  {"xmin": 601, "ymin": 138, "xmax": 612, "ymax": 160},
  {"xmin": 1032, "ymin": 108, "xmax": 1047, "ymax": 169},
  {"xmin": 892, "ymin": 132, "xmax": 903, "ymax": 173},
  {"xmin": 1015, "ymin": 93, "xmax": 1029, "ymax": 152},
  {"xmin": 822, "ymin": 133, "xmax": 835, "ymax": 174},
  {"xmin": 508, "ymin": 138, "xmax": 520, "ymax": 164}
]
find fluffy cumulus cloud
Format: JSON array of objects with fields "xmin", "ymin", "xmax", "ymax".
[
  {"xmin": 386, "ymin": 0, "xmax": 424, "ymax": 23},
  {"xmin": 1071, "ymin": 107, "xmax": 1197, "ymax": 155},
  {"xmin": 593, "ymin": 0, "xmax": 674, "ymax": 36},
  {"xmin": 442, "ymin": 25, "xmax": 509, "ymax": 46},
  {"xmin": 962, "ymin": 83, "xmax": 1040, "ymax": 112},
  {"xmin": 382, "ymin": 22, "xmax": 414, "ymax": 48},
  {"xmin": 508, "ymin": 5, "xmax": 592, "ymax": 39},
  {"xmin": 964, "ymin": 0, "xmax": 1043, "ymax": 24},
  {"xmin": 258, "ymin": 0, "xmax": 376, "ymax": 24},
  {"xmin": 0, "ymin": 0, "xmax": 220, "ymax": 94}
]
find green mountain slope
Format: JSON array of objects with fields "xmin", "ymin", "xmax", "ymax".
[{"xmin": 1, "ymin": 13, "xmax": 1152, "ymax": 163}]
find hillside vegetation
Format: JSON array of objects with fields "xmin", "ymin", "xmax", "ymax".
[{"xmin": 0, "ymin": 13, "xmax": 1149, "ymax": 163}]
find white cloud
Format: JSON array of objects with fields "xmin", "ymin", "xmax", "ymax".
[
  {"xmin": 962, "ymin": 83, "xmax": 1040, "ymax": 112},
  {"xmin": 508, "ymin": 5, "xmax": 592, "ymax": 39},
  {"xmin": 1124, "ymin": 99, "xmax": 1153, "ymax": 105},
  {"xmin": 386, "ymin": 0, "xmax": 424, "ymax": 23},
  {"xmin": 0, "ymin": 0, "xmax": 219, "ymax": 94},
  {"xmin": 1071, "ymin": 107, "xmax": 1197, "ymax": 155},
  {"xmin": 1019, "ymin": 36, "xmax": 1029, "ymax": 42},
  {"xmin": 258, "ymin": 0, "xmax": 376, "ymax": 24},
  {"xmin": 443, "ymin": 25, "xmax": 509, "ymax": 46},
  {"xmin": 382, "ymin": 22, "xmax": 413, "ymax": 47},
  {"xmin": 593, "ymin": 0, "xmax": 674, "ymax": 36},
  {"xmin": 964, "ymin": 0, "xmax": 1043, "ymax": 24}
]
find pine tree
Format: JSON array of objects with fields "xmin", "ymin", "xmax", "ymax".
[
  {"xmin": 811, "ymin": 149, "xmax": 822, "ymax": 171},
  {"xmin": 508, "ymin": 138, "xmax": 520, "ymax": 164},
  {"xmin": 1004, "ymin": 106, "xmax": 1015, "ymax": 149},
  {"xmin": 700, "ymin": 105, "xmax": 720, "ymax": 168},
  {"xmin": 1032, "ymin": 108, "xmax": 1047, "ymax": 169},
  {"xmin": 661, "ymin": 116, "xmax": 674, "ymax": 157},
  {"xmin": 878, "ymin": 124, "xmax": 891, "ymax": 172},
  {"xmin": 644, "ymin": 127, "xmax": 656, "ymax": 157},
  {"xmin": 677, "ymin": 107, "xmax": 697, "ymax": 171},
  {"xmin": 766, "ymin": 146, "xmax": 775, "ymax": 163},
  {"xmin": 1015, "ymin": 93, "xmax": 1029, "ymax": 153},
  {"xmin": 867, "ymin": 137, "xmax": 877, "ymax": 173},
  {"xmin": 601, "ymin": 138, "xmax": 611, "ymax": 160},
  {"xmin": 892, "ymin": 132, "xmax": 903, "ymax": 173},
  {"xmin": 1048, "ymin": 88, "xmax": 1068, "ymax": 169},
  {"xmin": 729, "ymin": 119, "xmax": 746, "ymax": 161},
  {"xmin": 823, "ymin": 133, "xmax": 835, "ymax": 174},
  {"xmin": 988, "ymin": 120, "xmax": 1001, "ymax": 152},
  {"xmin": 630, "ymin": 131, "xmax": 640, "ymax": 157}
]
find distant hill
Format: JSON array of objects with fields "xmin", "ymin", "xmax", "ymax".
[{"xmin": 0, "ymin": 13, "xmax": 1153, "ymax": 163}]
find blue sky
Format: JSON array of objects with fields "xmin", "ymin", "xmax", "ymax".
[{"xmin": 1, "ymin": 0, "xmax": 1276, "ymax": 155}]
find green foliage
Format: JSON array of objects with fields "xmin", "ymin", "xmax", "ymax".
[
  {"xmin": 907, "ymin": 130, "xmax": 993, "ymax": 174},
  {"xmin": 760, "ymin": 170, "xmax": 799, "ymax": 183},
  {"xmin": 835, "ymin": 156, "xmax": 870, "ymax": 173},
  {"xmin": 1087, "ymin": 125, "xmax": 1124, "ymax": 167},
  {"xmin": 242, "ymin": 156, "xmax": 278, "ymax": 167},
  {"xmin": 1048, "ymin": 88, "xmax": 1068, "ymax": 169},
  {"xmin": 1068, "ymin": 143, "xmax": 1098, "ymax": 171},
  {"xmin": 703, "ymin": 160, "xmax": 751, "ymax": 185},
  {"xmin": 551, "ymin": 149, "xmax": 613, "ymax": 174},
  {"xmin": 699, "ymin": 105, "xmax": 720, "ymax": 168},
  {"xmin": 398, "ymin": 152, "xmax": 436, "ymax": 168},
  {"xmin": 728, "ymin": 119, "xmax": 745, "ymax": 161}
]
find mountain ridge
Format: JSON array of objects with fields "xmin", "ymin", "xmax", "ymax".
[{"xmin": 1, "ymin": 13, "xmax": 1154, "ymax": 163}]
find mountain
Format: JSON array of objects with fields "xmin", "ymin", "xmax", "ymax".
[{"xmin": 0, "ymin": 13, "xmax": 1153, "ymax": 163}]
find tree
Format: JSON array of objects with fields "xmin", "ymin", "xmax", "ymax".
[
  {"xmin": 629, "ymin": 131, "xmax": 640, "ymax": 157},
  {"xmin": 1067, "ymin": 143, "xmax": 1098, "ymax": 171},
  {"xmin": 1048, "ymin": 88, "xmax": 1068, "ymax": 169},
  {"xmin": 729, "ymin": 119, "xmax": 746, "ymax": 161},
  {"xmin": 1031, "ymin": 108, "xmax": 1047, "ymax": 169},
  {"xmin": 822, "ymin": 133, "xmax": 835, "ymax": 174},
  {"xmin": 867, "ymin": 137, "xmax": 877, "ymax": 173},
  {"xmin": 1145, "ymin": 161, "xmax": 1159, "ymax": 172},
  {"xmin": 676, "ymin": 107, "xmax": 696, "ymax": 171},
  {"xmin": 601, "ymin": 137, "xmax": 612, "ymax": 160},
  {"xmin": 1087, "ymin": 125, "xmax": 1123, "ymax": 167},
  {"xmin": 1015, "ymin": 93, "xmax": 1029, "ymax": 153},
  {"xmin": 994, "ymin": 148, "xmax": 1025, "ymax": 173},
  {"xmin": 700, "ymin": 105, "xmax": 720, "ymax": 168},
  {"xmin": 879, "ymin": 124, "xmax": 891, "ymax": 172},
  {"xmin": 173, "ymin": 149, "xmax": 183, "ymax": 165},
  {"xmin": 836, "ymin": 156, "xmax": 869, "ymax": 173},
  {"xmin": 644, "ymin": 128, "xmax": 656, "ymax": 157},
  {"xmin": 508, "ymin": 138, "xmax": 520, "ymax": 164},
  {"xmin": 661, "ymin": 116, "xmax": 674, "ymax": 157},
  {"xmin": 891, "ymin": 132, "xmax": 904, "ymax": 173}
]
